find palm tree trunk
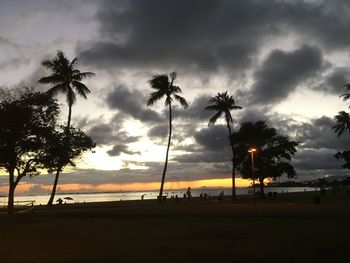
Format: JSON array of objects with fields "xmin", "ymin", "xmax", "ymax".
[
  {"xmin": 226, "ymin": 116, "xmax": 236, "ymax": 200},
  {"xmin": 159, "ymin": 102, "xmax": 172, "ymax": 201},
  {"xmin": 47, "ymin": 168, "xmax": 61, "ymax": 206},
  {"xmin": 67, "ymin": 104, "xmax": 72, "ymax": 130}
]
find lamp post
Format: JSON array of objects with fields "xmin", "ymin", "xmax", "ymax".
[{"xmin": 248, "ymin": 148, "xmax": 256, "ymax": 204}]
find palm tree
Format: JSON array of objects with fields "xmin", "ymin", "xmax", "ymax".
[
  {"xmin": 333, "ymin": 84, "xmax": 350, "ymax": 137},
  {"xmin": 205, "ymin": 91, "xmax": 242, "ymax": 200},
  {"xmin": 38, "ymin": 50, "xmax": 95, "ymax": 129},
  {"xmin": 333, "ymin": 111, "xmax": 350, "ymax": 137},
  {"xmin": 147, "ymin": 72, "xmax": 188, "ymax": 200}
]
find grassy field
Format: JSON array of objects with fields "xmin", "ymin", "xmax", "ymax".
[{"xmin": 1, "ymin": 191, "xmax": 350, "ymax": 263}]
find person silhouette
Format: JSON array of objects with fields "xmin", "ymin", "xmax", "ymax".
[{"xmin": 186, "ymin": 187, "xmax": 192, "ymax": 199}]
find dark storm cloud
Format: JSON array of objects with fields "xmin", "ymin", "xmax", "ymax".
[
  {"xmin": 293, "ymin": 149, "xmax": 343, "ymax": 170},
  {"xmin": 78, "ymin": 0, "xmax": 290, "ymax": 73},
  {"xmin": 106, "ymin": 85, "xmax": 163, "ymax": 123},
  {"xmin": 297, "ymin": 116, "xmax": 349, "ymax": 151},
  {"xmin": 173, "ymin": 125, "xmax": 231, "ymax": 164},
  {"xmin": 78, "ymin": 0, "xmax": 350, "ymax": 77},
  {"xmin": 172, "ymin": 94, "xmax": 213, "ymax": 121},
  {"xmin": 286, "ymin": 0, "xmax": 350, "ymax": 50},
  {"xmin": 315, "ymin": 67, "xmax": 350, "ymax": 95},
  {"xmin": 250, "ymin": 45, "xmax": 324, "ymax": 105},
  {"xmin": 194, "ymin": 125, "xmax": 230, "ymax": 152}
]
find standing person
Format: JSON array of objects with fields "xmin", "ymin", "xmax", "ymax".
[{"xmin": 186, "ymin": 187, "xmax": 192, "ymax": 199}]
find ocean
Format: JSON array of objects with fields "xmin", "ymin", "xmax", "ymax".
[{"xmin": 1, "ymin": 187, "xmax": 317, "ymax": 206}]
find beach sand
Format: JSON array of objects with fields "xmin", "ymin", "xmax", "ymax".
[{"xmin": 1, "ymin": 190, "xmax": 350, "ymax": 263}]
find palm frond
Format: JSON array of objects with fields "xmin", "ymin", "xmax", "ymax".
[
  {"xmin": 42, "ymin": 60, "xmax": 55, "ymax": 70},
  {"xmin": 231, "ymin": 105, "xmax": 243, "ymax": 110},
  {"xmin": 205, "ymin": 105, "xmax": 220, "ymax": 111},
  {"xmin": 46, "ymin": 84, "xmax": 67, "ymax": 97},
  {"xmin": 333, "ymin": 111, "xmax": 350, "ymax": 137},
  {"xmin": 165, "ymin": 96, "xmax": 173, "ymax": 106},
  {"xmin": 70, "ymin": 57, "xmax": 78, "ymax": 69},
  {"xmin": 340, "ymin": 93, "xmax": 350, "ymax": 102},
  {"xmin": 66, "ymin": 88, "xmax": 77, "ymax": 106},
  {"xmin": 208, "ymin": 110, "xmax": 223, "ymax": 126},
  {"xmin": 73, "ymin": 71, "xmax": 95, "ymax": 81},
  {"xmin": 174, "ymin": 94, "xmax": 188, "ymax": 108},
  {"xmin": 72, "ymin": 81, "xmax": 91, "ymax": 99},
  {"xmin": 147, "ymin": 91, "xmax": 165, "ymax": 106},
  {"xmin": 170, "ymin": 85, "xmax": 182, "ymax": 94},
  {"xmin": 148, "ymin": 74, "xmax": 169, "ymax": 91},
  {"xmin": 38, "ymin": 75, "xmax": 64, "ymax": 84}
]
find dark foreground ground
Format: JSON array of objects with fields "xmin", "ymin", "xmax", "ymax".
[{"xmin": 1, "ymin": 191, "xmax": 350, "ymax": 263}]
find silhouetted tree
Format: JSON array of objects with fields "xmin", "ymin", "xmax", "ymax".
[
  {"xmin": 333, "ymin": 111, "xmax": 350, "ymax": 137},
  {"xmin": 0, "ymin": 88, "xmax": 59, "ymax": 214},
  {"xmin": 38, "ymin": 50, "xmax": 95, "ymax": 129},
  {"xmin": 147, "ymin": 72, "xmax": 188, "ymax": 200},
  {"xmin": 205, "ymin": 91, "xmax": 242, "ymax": 199},
  {"xmin": 332, "ymin": 84, "xmax": 350, "ymax": 168},
  {"xmin": 40, "ymin": 126, "xmax": 95, "ymax": 206},
  {"xmin": 234, "ymin": 121, "xmax": 299, "ymax": 198}
]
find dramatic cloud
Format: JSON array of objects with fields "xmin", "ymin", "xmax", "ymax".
[
  {"xmin": 316, "ymin": 67, "xmax": 350, "ymax": 95},
  {"xmin": 172, "ymin": 94, "xmax": 213, "ymax": 121},
  {"xmin": 78, "ymin": 0, "xmax": 289, "ymax": 74},
  {"xmin": 106, "ymin": 85, "xmax": 163, "ymax": 123},
  {"xmin": 250, "ymin": 45, "xmax": 324, "ymax": 105},
  {"xmin": 79, "ymin": 0, "xmax": 350, "ymax": 77}
]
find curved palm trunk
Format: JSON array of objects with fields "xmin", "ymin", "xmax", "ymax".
[
  {"xmin": 226, "ymin": 116, "xmax": 236, "ymax": 200},
  {"xmin": 47, "ymin": 168, "xmax": 61, "ymax": 206},
  {"xmin": 159, "ymin": 103, "xmax": 172, "ymax": 200}
]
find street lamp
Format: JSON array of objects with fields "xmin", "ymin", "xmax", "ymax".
[{"xmin": 248, "ymin": 148, "xmax": 257, "ymax": 204}]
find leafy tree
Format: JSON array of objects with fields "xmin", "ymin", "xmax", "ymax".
[
  {"xmin": 0, "ymin": 88, "xmax": 59, "ymax": 214},
  {"xmin": 332, "ymin": 84, "xmax": 350, "ymax": 167},
  {"xmin": 38, "ymin": 50, "xmax": 95, "ymax": 129},
  {"xmin": 40, "ymin": 127, "xmax": 95, "ymax": 206},
  {"xmin": 205, "ymin": 91, "xmax": 242, "ymax": 199},
  {"xmin": 234, "ymin": 121, "xmax": 299, "ymax": 198},
  {"xmin": 147, "ymin": 72, "xmax": 188, "ymax": 200}
]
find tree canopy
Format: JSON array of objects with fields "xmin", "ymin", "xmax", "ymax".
[
  {"xmin": 0, "ymin": 88, "xmax": 60, "ymax": 213},
  {"xmin": 234, "ymin": 121, "xmax": 299, "ymax": 197}
]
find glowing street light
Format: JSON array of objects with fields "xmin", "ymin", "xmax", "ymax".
[{"xmin": 248, "ymin": 148, "xmax": 257, "ymax": 204}]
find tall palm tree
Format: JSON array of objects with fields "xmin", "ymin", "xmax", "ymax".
[
  {"xmin": 38, "ymin": 50, "xmax": 95, "ymax": 129},
  {"xmin": 147, "ymin": 72, "xmax": 188, "ymax": 200},
  {"xmin": 205, "ymin": 91, "xmax": 242, "ymax": 199}
]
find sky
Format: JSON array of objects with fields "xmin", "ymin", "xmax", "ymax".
[{"xmin": 1, "ymin": 0, "xmax": 350, "ymax": 195}]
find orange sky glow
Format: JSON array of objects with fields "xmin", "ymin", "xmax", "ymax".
[{"xmin": 0, "ymin": 178, "xmax": 252, "ymax": 195}]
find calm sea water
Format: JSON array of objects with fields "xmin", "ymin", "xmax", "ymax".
[{"xmin": 1, "ymin": 187, "xmax": 317, "ymax": 206}]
